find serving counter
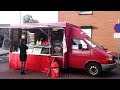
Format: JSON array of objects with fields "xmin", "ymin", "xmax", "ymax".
[{"xmin": 9, "ymin": 52, "xmax": 52, "ymax": 74}]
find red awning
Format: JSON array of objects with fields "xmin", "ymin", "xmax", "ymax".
[
  {"xmin": 10, "ymin": 22, "xmax": 66, "ymax": 28},
  {"xmin": 0, "ymin": 22, "xmax": 67, "ymax": 29}
]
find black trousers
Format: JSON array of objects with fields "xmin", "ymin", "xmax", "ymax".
[
  {"xmin": 20, "ymin": 55, "xmax": 27, "ymax": 73},
  {"xmin": 20, "ymin": 61, "xmax": 26, "ymax": 73}
]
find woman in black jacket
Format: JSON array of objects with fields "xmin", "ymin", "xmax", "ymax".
[{"xmin": 19, "ymin": 39, "xmax": 28, "ymax": 75}]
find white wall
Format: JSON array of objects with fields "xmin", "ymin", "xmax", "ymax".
[
  {"xmin": 0, "ymin": 11, "xmax": 20, "ymax": 24},
  {"xmin": 0, "ymin": 11, "xmax": 58, "ymax": 24}
]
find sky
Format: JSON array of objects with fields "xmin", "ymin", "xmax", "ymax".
[{"xmin": 0, "ymin": 11, "xmax": 58, "ymax": 24}]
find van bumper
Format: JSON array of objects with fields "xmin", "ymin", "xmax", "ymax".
[{"xmin": 101, "ymin": 62, "xmax": 116, "ymax": 71}]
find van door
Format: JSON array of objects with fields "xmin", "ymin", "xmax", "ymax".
[{"xmin": 68, "ymin": 39, "xmax": 91, "ymax": 68}]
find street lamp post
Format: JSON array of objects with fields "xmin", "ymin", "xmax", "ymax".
[
  {"xmin": 118, "ymin": 18, "xmax": 120, "ymax": 64},
  {"xmin": 20, "ymin": 11, "xmax": 21, "ymax": 24}
]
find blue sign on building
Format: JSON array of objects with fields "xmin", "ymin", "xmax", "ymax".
[{"xmin": 114, "ymin": 24, "xmax": 120, "ymax": 32}]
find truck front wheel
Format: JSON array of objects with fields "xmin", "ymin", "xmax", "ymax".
[{"xmin": 86, "ymin": 63, "xmax": 102, "ymax": 77}]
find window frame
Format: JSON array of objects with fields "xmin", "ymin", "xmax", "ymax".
[
  {"xmin": 80, "ymin": 26, "xmax": 92, "ymax": 38},
  {"xmin": 71, "ymin": 39, "xmax": 89, "ymax": 50},
  {"xmin": 78, "ymin": 11, "xmax": 93, "ymax": 15}
]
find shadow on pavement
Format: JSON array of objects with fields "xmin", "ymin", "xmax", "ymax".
[
  {"xmin": 60, "ymin": 67, "xmax": 119, "ymax": 78},
  {"xmin": 60, "ymin": 68, "xmax": 88, "ymax": 75},
  {"xmin": 101, "ymin": 67, "xmax": 120, "ymax": 78}
]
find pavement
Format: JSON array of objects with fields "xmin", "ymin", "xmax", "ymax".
[
  {"xmin": 0, "ymin": 61, "xmax": 120, "ymax": 79},
  {"xmin": 1, "ymin": 54, "xmax": 120, "ymax": 79}
]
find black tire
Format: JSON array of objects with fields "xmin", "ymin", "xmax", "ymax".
[{"xmin": 86, "ymin": 63, "xmax": 102, "ymax": 77}]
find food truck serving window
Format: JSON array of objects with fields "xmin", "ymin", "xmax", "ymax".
[
  {"xmin": 10, "ymin": 27, "xmax": 51, "ymax": 55},
  {"xmin": 9, "ymin": 26, "xmax": 65, "ymax": 56}
]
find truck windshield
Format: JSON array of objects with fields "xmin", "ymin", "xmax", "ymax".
[{"xmin": 85, "ymin": 38, "xmax": 101, "ymax": 48}]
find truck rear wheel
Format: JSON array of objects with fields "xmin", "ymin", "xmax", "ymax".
[{"xmin": 86, "ymin": 63, "xmax": 102, "ymax": 77}]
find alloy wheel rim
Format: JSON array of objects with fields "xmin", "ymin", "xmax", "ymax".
[{"xmin": 89, "ymin": 65, "xmax": 98, "ymax": 75}]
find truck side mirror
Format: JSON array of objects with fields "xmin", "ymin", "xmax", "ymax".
[{"xmin": 78, "ymin": 44, "xmax": 82, "ymax": 50}]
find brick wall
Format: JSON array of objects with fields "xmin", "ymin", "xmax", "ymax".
[{"xmin": 58, "ymin": 11, "xmax": 120, "ymax": 54}]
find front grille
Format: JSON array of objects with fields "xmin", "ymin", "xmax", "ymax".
[{"xmin": 112, "ymin": 56, "xmax": 116, "ymax": 60}]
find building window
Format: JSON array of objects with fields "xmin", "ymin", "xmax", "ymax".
[
  {"xmin": 80, "ymin": 26, "xmax": 92, "ymax": 38},
  {"xmin": 78, "ymin": 11, "xmax": 93, "ymax": 15}
]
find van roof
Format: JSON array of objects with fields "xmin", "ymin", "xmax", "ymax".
[
  {"xmin": 0, "ymin": 22, "xmax": 81, "ymax": 29},
  {"xmin": 0, "ymin": 22, "xmax": 68, "ymax": 28}
]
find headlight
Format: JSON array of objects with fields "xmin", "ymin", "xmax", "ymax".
[{"xmin": 106, "ymin": 55, "xmax": 112, "ymax": 61}]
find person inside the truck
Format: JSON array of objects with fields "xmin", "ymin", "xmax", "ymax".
[
  {"xmin": 36, "ymin": 38, "xmax": 43, "ymax": 46},
  {"xmin": 42, "ymin": 38, "xmax": 49, "ymax": 45}
]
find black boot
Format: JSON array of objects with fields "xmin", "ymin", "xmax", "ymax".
[{"xmin": 21, "ymin": 72, "xmax": 25, "ymax": 75}]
